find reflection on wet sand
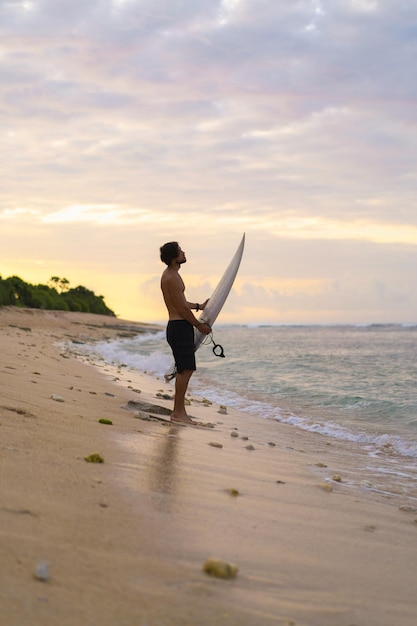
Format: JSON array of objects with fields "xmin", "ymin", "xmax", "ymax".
[{"xmin": 148, "ymin": 426, "xmax": 181, "ymax": 504}]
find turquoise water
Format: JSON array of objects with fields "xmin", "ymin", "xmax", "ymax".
[
  {"xmin": 196, "ymin": 324, "xmax": 417, "ymax": 454},
  {"xmin": 77, "ymin": 324, "xmax": 417, "ymax": 460}
]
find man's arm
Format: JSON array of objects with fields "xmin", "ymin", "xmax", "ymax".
[{"xmin": 166, "ymin": 274, "xmax": 210, "ymax": 333}]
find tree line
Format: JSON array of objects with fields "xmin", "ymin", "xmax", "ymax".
[{"xmin": 0, "ymin": 275, "xmax": 115, "ymax": 316}]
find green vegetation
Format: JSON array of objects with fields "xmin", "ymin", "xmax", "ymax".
[
  {"xmin": 84, "ymin": 452, "xmax": 105, "ymax": 463},
  {"xmin": 0, "ymin": 275, "xmax": 115, "ymax": 316}
]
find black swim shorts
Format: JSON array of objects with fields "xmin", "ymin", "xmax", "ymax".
[{"xmin": 166, "ymin": 320, "xmax": 196, "ymax": 373}]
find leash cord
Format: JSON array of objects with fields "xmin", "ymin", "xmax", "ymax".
[{"xmin": 201, "ymin": 331, "xmax": 225, "ymax": 358}]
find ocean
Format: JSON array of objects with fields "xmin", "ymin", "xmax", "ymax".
[{"xmin": 75, "ymin": 323, "xmax": 417, "ymax": 503}]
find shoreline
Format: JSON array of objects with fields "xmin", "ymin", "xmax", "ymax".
[
  {"xmin": 70, "ymin": 320, "xmax": 417, "ymax": 460},
  {"xmin": 71, "ymin": 324, "xmax": 417, "ymax": 507},
  {"xmin": 1, "ymin": 307, "xmax": 417, "ymax": 626}
]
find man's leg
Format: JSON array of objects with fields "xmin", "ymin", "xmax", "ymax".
[{"xmin": 171, "ymin": 369, "xmax": 195, "ymax": 423}]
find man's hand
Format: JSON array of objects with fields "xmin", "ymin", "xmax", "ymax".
[{"xmin": 197, "ymin": 321, "xmax": 211, "ymax": 335}]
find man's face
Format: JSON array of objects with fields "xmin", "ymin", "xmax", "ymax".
[{"xmin": 176, "ymin": 246, "xmax": 187, "ymax": 264}]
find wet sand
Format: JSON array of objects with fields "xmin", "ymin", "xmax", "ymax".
[{"xmin": 1, "ymin": 307, "xmax": 416, "ymax": 626}]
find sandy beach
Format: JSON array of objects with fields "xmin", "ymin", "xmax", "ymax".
[{"xmin": 1, "ymin": 307, "xmax": 416, "ymax": 626}]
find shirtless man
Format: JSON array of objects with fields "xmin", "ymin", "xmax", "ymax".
[{"xmin": 160, "ymin": 241, "xmax": 211, "ymax": 424}]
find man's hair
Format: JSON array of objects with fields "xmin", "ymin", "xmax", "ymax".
[{"xmin": 160, "ymin": 241, "xmax": 180, "ymax": 265}]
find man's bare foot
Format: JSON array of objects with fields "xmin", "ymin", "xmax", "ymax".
[{"xmin": 170, "ymin": 414, "xmax": 197, "ymax": 425}]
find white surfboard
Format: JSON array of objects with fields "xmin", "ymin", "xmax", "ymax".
[
  {"xmin": 165, "ymin": 233, "xmax": 245, "ymax": 379},
  {"xmin": 194, "ymin": 233, "xmax": 245, "ymax": 350}
]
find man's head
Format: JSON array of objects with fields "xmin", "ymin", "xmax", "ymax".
[{"xmin": 160, "ymin": 241, "xmax": 186, "ymax": 266}]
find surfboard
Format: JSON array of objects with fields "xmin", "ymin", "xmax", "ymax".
[
  {"xmin": 194, "ymin": 233, "xmax": 245, "ymax": 349},
  {"xmin": 165, "ymin": 233, "xmax": 245, "ymax": 380}
]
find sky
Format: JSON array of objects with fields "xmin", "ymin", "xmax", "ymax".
[{"xmin": 1, "ymin": 0, "xmax": 417, "ymax": 324}]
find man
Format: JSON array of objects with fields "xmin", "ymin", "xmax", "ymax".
[{"xmin": 160, "ymin": 241, "xmax": 211, "ymax": 424}]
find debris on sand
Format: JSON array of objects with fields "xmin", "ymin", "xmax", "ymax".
[
  {"xmin": 203, "ymin": 558, "xmax": 238, "ymax": 579},
  {"xmin": 51, "ymin": 394, "xmax": 64, "ymax": 402},
  {"xmin": 34, "ymin": 561, "xmax": 49, "ymax": 582},
  {"xmin": 317, "ymin": 482, "xmax": 333, "ymax": 492},
  {"xmin": 84, "ymin": 452, "xmax": 104, "ymax": 463}
]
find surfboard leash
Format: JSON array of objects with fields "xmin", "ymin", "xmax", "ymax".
[{"xmin": 201, "ymin": 332, "xmax": 225, "ymax": 358}]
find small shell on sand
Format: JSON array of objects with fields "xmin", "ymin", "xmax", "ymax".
[
  {"xmin": 315, "ymin": 462, "xmax": 327, "ymax": 468},
  {"xmin": 218, "ymin": 405, "xmax": 228, "ymax": 415},
  {"xmin": 209, "ymin": 442, "xmax": 223, "ymax": 448},
  {"xmin": 34, "ymin": 561, "xmax": 49, "ymax": 582},
  {"xmin": 51, "ymin": 394, "xmax": 64, "ymax": 402},
  {"xmin": 230, "ymin": 431, "xmax": 239, "ymax": 438},
  {"xmin": 98, "ymin": 418, "xmax": 113, "ymax": 425},
  {"xmin": 332, "ymin": 474, "xmax": 342, "ymax": 482},
  {"xmin": 228, "ymin": 488, "xmax": 240, "ymax": 496},
  {"xmin": 245, "ymin": 444, "xmax": 255, "ymax": 450},
  {"xmin": 203, "ymin": 558, "xmax": 238, "ymax": 579}
]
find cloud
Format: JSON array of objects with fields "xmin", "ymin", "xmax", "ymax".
[{"xmin": 1, "ymin": 0, "xmax": 417, "ymax": 322}]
